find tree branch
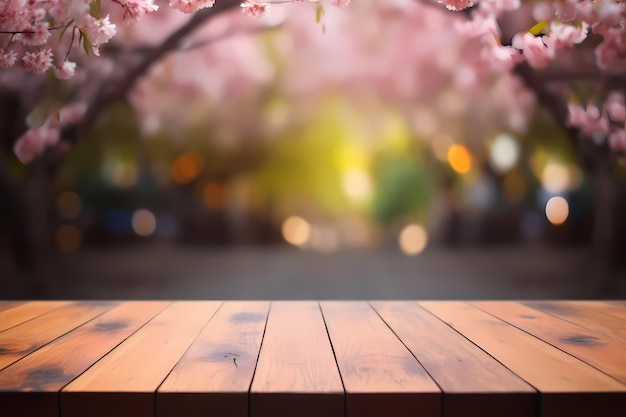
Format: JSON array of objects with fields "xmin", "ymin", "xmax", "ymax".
[
  {"xmin": 66, "ymin": 0, "xmax": 241, "ymax": 144},
  {"xmin": 513, "ymin": 62, "xmax": 572, "ymax": 129}
]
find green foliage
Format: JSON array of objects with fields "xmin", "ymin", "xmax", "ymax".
[
  {"xmin": 58, "ymin": 19, "xmax": 74, "ymax": 42},
  {"xmin": 255, "ymin": 108, "xmax": 349, "ymax": 215},
  {"xmin": 78, "ymin": 28, "xmax": 93, "ymax": 55},
  {"xmin": 89, "ymin": 0, "xmax": 102, "ymax": 20},
  {"xmin": 371, "ymin": 155, "xmax": 432, "ymax": 225},
  {"xmin": 315, "ymin": 4, "xmax": 326, "ymax": 32},
  {"xmin": 316, "ymin": 4, "xmax": 324, "ymax": 23}
]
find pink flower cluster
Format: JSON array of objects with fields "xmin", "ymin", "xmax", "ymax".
[
  {"xmin": 448, "ymin": 0, "xmax": 626, "ymax": 155},
  {"xmin": 119, "ymin": 0, "xmax": 159, "ymax": 24},
  {"xmin": 241, "ymin": 1, "xmax": 270, "ymax": 17},
  {"xmin": 13, "ymin": 102, "xmax": 87, "ymax": 164},
  {"xmin": 568, "ymin": 93, "xmax": 626, "ymax": 154},
  {"xmin": 169, "ymin": 0, "xmax": 216, "ymax": 14},
  {"xmin": 13, "ymin": 123, "xmax": 61, "ymax": 164},
  {"xmin": 0, "ymin": 0, "xmax": 352, "ymax": 81},
  {"xmin": 0, "ymin": 0, "xmax": 119, "ymax": 78}
]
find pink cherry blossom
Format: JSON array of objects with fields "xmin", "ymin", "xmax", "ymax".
[
  {"xmin": 330, "ymin": 0, "xmax": 351, "ymax": 6},
  {"xmin": 13, "ymin": 124, "xmax": 61, "ymax": 164},
  {"xmin": 60, "ymin": 102, "xmax": 88, "ymax": 124},
  {"xmin": 609, "ymin": 129, "xmax": 626, "ymax": 152},
  {"xmin": 512, "ymin": 32, "xmax": 551, "ymax": 69},
  {"xmin": 532, "ymin": 2, "xmax": 554, "ymax": 21},
  {"xmin": 169, "ymin": 0, "xmax": 216, "ymax": 14},
  {"xmin": 55, "ymin": 61, "xmax": 77, "ymax": 80},
  {"xmin": 120, "ymin": 0, "xmax": 159, "ymax": 25},
  {"xmin": 0, "ymin": 49, "xmax": 17, "ymax": 68},
  {"xmin": 567, "ymin": 103, "xmax": 610, "ymax": 137},
  {"xmin": 455, "ymin": 9, "xmax": 499, "ymax": 37},
  {"xmin": 240, "ymin": 1, "xmax": 269, "ymax": 17},
  {"xmin": 483, "ymin": 42, "xmax": 522, "ymax": 71},
  {"xmin": 604, "ymin": 92, "xmax": 625, "ymax": 123},
  {"xmin": 554, "ymin": 0, "xmax": 578, "ymax": 22},
  {"xmin": 22, "ymin": 49, "xmax": 53, "ymax": 74},
  {"xmin": 16, "ymin": 21, "xmax": 51, "ymax": 46},
  {"xmin": 440, "ymin": 0, "xmax": 475, "ymax": 12},
  {"xmin": 89, "ymin": 15, "xmax": 117, "ymax": 47},
  {"xmin": 479, "ymin": 0, "xmax": 519, "ymax": 14},
  {"xmin": 595, "ymin": 27, "xmax": 626, "ymax": 70},
  {"xmin": 547, "ymin": 21, "xmax": 588, "ymax": 48}
]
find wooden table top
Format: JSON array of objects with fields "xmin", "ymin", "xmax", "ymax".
[{"xmin": 0, "ymin": 300, "xmax": 624, "ymax": 417}]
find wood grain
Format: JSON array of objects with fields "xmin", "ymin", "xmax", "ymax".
[
  {"xmin": 524, "ymin": 300, "xmax": 626, "ymax": 342},
  {"xmin": 371, "ymin": 301, "xmax": 535, "ymax": 417},
  {"xmin": 600, "ymin": 301, "xmax": 626, "ymax": 320},
  {"xmin": 0, "ymin": 302, "xmax": 19, "ymax": 314},
  {"xmin": 158, "ymin": 301, "xmax": 270, "ymax": 417},
  {"xmin": 0, "ymin": 301, "xmax": 69, "ymax": 333},
  {"xmin": 61, "ymin": 301, "xmax": 221, "ymax": 417},
  {"xmin": 320, "ymin": 301, "xmax": 440, "ymax": 417},
  {"xmin": 0, "ymin": 301, "xmax": 169, "ymax": 417},
  {"xmin": 423, "ymin": 301, "xmax": 626, "ymax": 417},
  {"xmin": 0, "ymin": 302, "xmax": 115, "ymax": 370},
  {"xmin": 473, "ymin": 301, "xmax": 626, "ymax": 384},
  {"xmin": 250, "ymin": 301, "xmax": 344, "ymax": 417},
  {"xmin": 0, "ymin": 300, "xmax": 623, "ymax": 417}
]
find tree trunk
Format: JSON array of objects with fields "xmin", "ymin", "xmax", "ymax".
[{"xmin": 579, "ymin": 139, "xmax": 621, "ymax": 293}]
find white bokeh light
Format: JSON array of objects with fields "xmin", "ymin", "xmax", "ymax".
[{"xmin": 489, "ymin": 133, "xmax": 519, "ymax": 174}]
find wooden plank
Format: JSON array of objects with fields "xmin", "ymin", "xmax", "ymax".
[
  {"xmin": 157, "ymin": 301, "xmax": 270, "ymax": 417},
  {"xmin": 423, "ymin": 301, "xmax": 626, "ymax": 417},
  {"xmin": 0, "ymin": 302, "xmax": 20, "ymax": 314},
  {"xmin": 371, "ymin": 301, "xmax": 535, "ymax": 417},
  {"xmin": 61, "ymin": 301, "xmax": 221, "ymax": 417},
  {"xmin": 320, "ymin": 301, "xmax": 440, "ymax": 417},
  {"xmin": 0, "ymin": 302, "xmax": 115, "ymax": 370},
  {"xmin": 596, "ymin": 301, "xmax": 626, "ymax": 320},
  {"xmin": 250, "ymin": 301, "xmax": 344, "ymax": 417},
  {"xmin": 0, "ymin": 301, "xmax": 69, "ymax": 332},
  {"xmin": 0, "ymin": 301, "xmax": 169, "ymax": 417},
  {"xmin": 523, "ymin": 301, "xmax": 626, "ymax": 341},
  {"xmin": 544, "ymin": 300, "xmax": 626, "ymax": 320},
  {"xmin": 473, "ymin": 301, "xmax": 626, "ymax": 384}
]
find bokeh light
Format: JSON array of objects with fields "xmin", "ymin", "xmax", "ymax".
[
  {"xmin": 489, "ymin": 133, "xmax": 519, "ymax": 174},
  {"xmin": 282, "ymin": 216, "xmax": 311, "ymax": 246},
  {"xmin": 102, "ymin": 158, "xmax": 138, "ymax": 188},
  {"xmin": 56, "ymin": 225, "xmax": 81, "ymax": 252},
  {"xmin": 203, "ymin": 181, "xmax": 229, "ymax": 209},
  {"xmin": 132, "ymin": 209, "xmax": 157, "ymax": 237},
  {"xmin": 545, "ymin": 196, "xmax": 569, "ymax": 225},
  {"xmin": 171, "ymin": 152, "xmax": 204, "ymax": 185},
  {"xmin": 342, "ymin": 169, "xmax": 372, "ymax": 203},
  {"xmin": 399, "ymin": 224, "xmax": 428, "ymax": 256},
  {"xmin": 541, "ymin": 163, "xmax": 571, "ymax": 194},
  {"xmin": 447, "ymin": 144, "xmax": 472, "ymax": 174},
  {"xmin": 56, "ymin": 191, "xmax": 82, "ymax": 219}
]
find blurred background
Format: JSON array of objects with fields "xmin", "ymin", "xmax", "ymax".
[{"xmin": 1, "ymin": 1, "xmax": 625, "ymax": 299}]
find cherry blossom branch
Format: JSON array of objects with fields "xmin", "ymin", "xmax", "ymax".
[
  {"xmin": 0, "ymin": 25, "xmax": 69, "ymax": 34},
  {"xmin": 513, "ymin": 61, "xmax": 571, "ymax": 131},
  {"xmin": 121, "ymin": 21, "xmax": 282, "ymax": 55},
  {"xmin": 66, "ymin": 0, "xmax": 241, "ymax": 144}
]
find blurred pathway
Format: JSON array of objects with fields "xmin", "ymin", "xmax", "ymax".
[{"xmin": 3, "ymin": 243, "xmax": 623, "ymax": 299}]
